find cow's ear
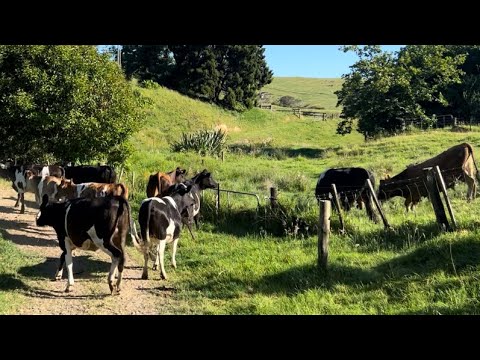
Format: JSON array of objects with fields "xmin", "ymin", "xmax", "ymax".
[
  {"xmin": 386, "ymin": 174, "xmax": 391, "ymax": 179},
  {"xmin": 42, "ymin": 194, "xmax": 49, "ymax": 205}
]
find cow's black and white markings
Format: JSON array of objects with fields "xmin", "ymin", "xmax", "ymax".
[
  {"xmin": 36, "ymin": 194, "xmax": 138, "ymax": 295},
  {"xmin": 133, "ymin": 183, "xmax": 195, "ymax": 280}
]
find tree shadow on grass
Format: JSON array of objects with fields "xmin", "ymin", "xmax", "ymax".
[
  {"xmin": 228, "ymin": 144, "xmax": 329, "ymax": 159},
  {"xmin": 350, "ymin": 220, "xmax": 442, "ymax": 253},
  {"xmin": 374, "ymin": 235, "xmax": 480, "ymax": 278}
]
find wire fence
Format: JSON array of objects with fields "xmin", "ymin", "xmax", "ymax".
[{"xmin": 198, "ymin": 165, "xmax": 472, "ymax": 238}]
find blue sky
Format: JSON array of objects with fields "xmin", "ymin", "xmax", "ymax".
[{"xmin": 264, "ymin": 45, "xmax": 404, "ymax": 78}]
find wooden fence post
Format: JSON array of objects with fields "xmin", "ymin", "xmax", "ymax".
[
  {"xmin": 216, "ymin": 183, "xmax": 221, "ymax": 223},
  {"xmin": 270, "ymin": 187, "xmax": 278, "ymax": 209},
  {"xmin": 330, "ymin": 184, "xmax": 345, "ymax": 234},
  {"xmin": 365, "ymin": 178, "xmax": 390, "ymax": 229},
  {"xmin": 318, "ymin": 200, "xmax": 331, "ymax": 270},
  {"xmin": 433, "ymin": 166, "xmax": 457, "ymax": 230},
  {"xmin": 423, "ymin": 167, "xmax": 451, "ymax": 231}
]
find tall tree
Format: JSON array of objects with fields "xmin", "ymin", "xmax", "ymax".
[
  {"xmin": 0, "ymin": 45, "xmax": 145, "ymax": 165},
  {"xmin": 336, "ymin": 45, "xmax": 465, "ymax": 138},
  {"xmin": 121, "ymin": 45, "xmax": 174, "ymax": 84},
  {"xmin": 125, "ymin": 45, "xmax": 273, "ymax": 110}
]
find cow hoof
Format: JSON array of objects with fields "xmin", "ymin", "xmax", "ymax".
[
  {"xmin": 64, "ymin": 286, "xmax": 73, "ymax": 293},
  {"xmin": 152, "ymin": 264, "xmax": 158, "ymax": 271},
  {"xmin": 54, "ymin": 276, "xmax": 62, "ymax": 281},
  {"xmin": 160, "ymin": 273, "xmax": 168, "ymax": 280},
  {"xmin": 172, "ymin": 263, "xmax": 177, "ymax": 269},
  {"xmin": 141, "ymin": 273, "xmax": 148, "ymax": 280}
]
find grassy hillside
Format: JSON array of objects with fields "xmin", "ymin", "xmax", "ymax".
[
  {"xmin": 119, "ymin": 85, "xmax": 480, "ymax": 314},
  {"xmin": 261, "ymin": 77, "xmax": 343, "ymax": 112}
]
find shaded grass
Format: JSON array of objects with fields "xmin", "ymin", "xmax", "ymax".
[{"xmin": 0, "ymin": 233, "xmax": 41, "ymax": 314}]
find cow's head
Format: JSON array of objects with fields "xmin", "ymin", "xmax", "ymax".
[
  {"xmin": 175, "ymin": 167, "xmax": 187, "ymax": 183},
  {"xmin": 54, "ymin": 177, "xmax": 75, "ymax": 201},
  {"xmin": 167, "ymin": 183, "xmax": 195, "ymax": 221},
  {"xmin": 194, "ymin": 169, "xmax": 218, "ymax": 190},
  {"xmin": 24, "ymin": 170, "xmax": 35, "ymax": 180},
  {"xmin": 36, "ymin": 194, "xmax": 58, "ymax": 227}
]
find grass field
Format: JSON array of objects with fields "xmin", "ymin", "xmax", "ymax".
[
  {"xmin": 3, "ymin": 81, "xmax": 480, "ymax": 314},
  {"xmin": 0, "ymin": 232, "xmax": 40, "ymax": 314},
  {"xmin": 118, "ymin": 85, "xmax": 480, "ymax": 314},
  {"xmin": 261, "ymin": 77, "xmax": 343, "ymax": 112}
]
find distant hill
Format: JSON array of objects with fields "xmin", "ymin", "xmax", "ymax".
[{"xmin": 261, "ymin": 77, "xmax": 343, "ymax": 112}]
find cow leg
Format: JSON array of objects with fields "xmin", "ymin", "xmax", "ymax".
[
  {"xmin": 87, "ymin": 226, "xmax": 121, "ymax": 294},
  {"xmin": 14, "ymin": 193, "xmax": 20, "ymax": 207},
  {"xmin": 115, "ymin": 247, "xmax": 125, "ymax": 293},
  {"xmin": 101, "ymin": 241, "xmax": 122, "ymax": 295},
  {"xmin": 194, "ymin": 215, "xmax": 200, "ymax": 230},
  {"xmin": 364, "ymin": 193, "xmax": 378, "ymax": 223},
  {"xmin": 142, "ymin": 249, "xmax": 150, "ymax": 279},
  {"xmin": 64, "ymin": 239, "xmax": 74, "ymax": 292},
  {"xmin": 171, "ymin": 237, "xmax": 179, "ymax": 269},
  {"xmin": 20, "ymin": 193, "xmax": 25, "ymax": 214},
  {"xmin": 158, "ymin": 239, "xmax": 167, "ymax": 280},
  {"xmin": 465, "ymin": 174, "xmax": 476, "ymax": 201},
  {"xmin": 186, "ymin": 222, "xmax": 196, "ymax": 241},
  {"xmin": 55, "ymin": 250, "xmax": 66, "ymax": 281},
  {"xmin": 152, "ymin": 244, "xmax": 160, "ymax": 270}
]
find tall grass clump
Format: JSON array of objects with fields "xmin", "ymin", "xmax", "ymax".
[{"xmin": 171, "ymin": 129, "xmax": 227, "ymax": 156}]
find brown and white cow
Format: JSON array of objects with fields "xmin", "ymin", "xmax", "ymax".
[
  {"xmin": 378, "ymin": 142, "xmax": 479, "ymax": 211},
  {"xmin": 54, "ymin": 178, "xmax": 129, "ymax": 201},
  {"xmin": 0, "ymin": 164, "xmax": 64, "ymax": 213},
  {"xmin": 146, "ymin": 167, "xmax": 187, "ymax": 198},
  {"xmin": 23, "ymin": 172, "xmax": 63, "ymax": 205},
  {"xmin": 36, "ymin": 194, "xmax": 139, "ymax": 294}
]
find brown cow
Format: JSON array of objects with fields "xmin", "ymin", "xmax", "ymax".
[
  {"xmin": 146, "ymin": 167, "xmax": 187, "ymax": 198},
  {"xmin": 378, "ymin": 143, "xmax": 479, "ymax": 211},
  {"xmin": 54, "ymin": 178, "xmax": 129, "ymax": 201}
]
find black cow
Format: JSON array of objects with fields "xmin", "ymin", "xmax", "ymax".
[
  {"xmin": 36, "ymin": 194, "xmax": 138, "ymax": 295},
  {"xmin": 182, "ymin": 169, "xmax": 218, "ymax": 240},
  {"xmin": 64, "ymin": 165, "xmax": 117, "ymax": 184},
  {"xmin": 315, "ymin": 167, "xmax": 376, "ymax": 221},
  {"xmin": 133, "ymin": 183, "xmax": 195, "ymax": 280},
  {"xmin": 0, "ymin": 164, "xmax": 64, "ymax": 213}
]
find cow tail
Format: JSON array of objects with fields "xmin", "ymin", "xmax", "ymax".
[
  {"xmin": 125, "ymin": 198, "xmax": 144, "ymax": 253},
  {"xmin": 466, "ymin": 143, "xmax": 480, "ymax": 182}
]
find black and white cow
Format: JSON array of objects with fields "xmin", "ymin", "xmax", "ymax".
[
  {"xmin": 182, "ymin": 169, "xmax": 218, "ymax": 240},
  {"xmin": 0, "ymin": 164, "xmax": 64, "ymax": 213},
  {"xmin": 36, "ymin": 194, "xmax": 138, "ymax": 295},
  {"xmin": 315, "ymin": 167, "xmax": 377, "ymax": 221},
  {"xmin": 64, "ymin": 165, "xmax": 117, "ymax": 184},
  {"xmin": 133, "ymin": 183, "xmax": 195, "ymax": 280}
]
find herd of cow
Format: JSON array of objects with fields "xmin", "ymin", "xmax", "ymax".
[
  {"xmin": 315, "ymin": 142, "xmax": 480, "ymax": 220},
  {"xmin": 0, "ymin": 161, "xmax": 218, "ymax": 294},
  {"xmin": 0, "ymin": 142, "xmax": 478, "ymax": 295}
]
